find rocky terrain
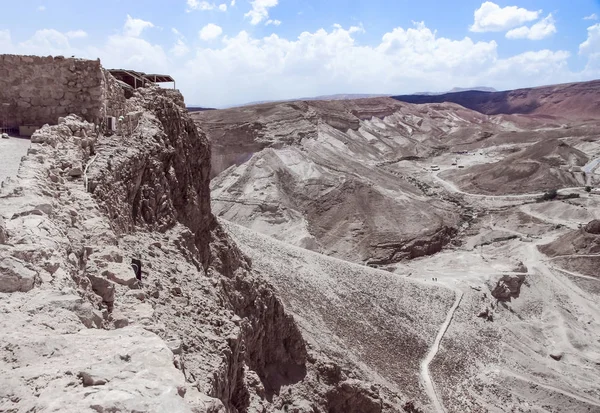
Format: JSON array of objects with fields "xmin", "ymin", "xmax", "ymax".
[
  {"xmin": 2, "ymin": 59, "xmax": 600, "ymax": 413},
  {"xmin": 194, "ymin": 99, "xmax": 506, "ymax": 264},
  {"xmin": 193, "ymin": 79, "xmax": 600, "ymax": 412},
  {"xmin": 1, "ymin": 80, "xmax": 426, "ymax": 412}
]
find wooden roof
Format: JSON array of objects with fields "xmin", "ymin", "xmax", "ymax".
[
  {"xmin": 143, "ymin": 74, "xmax": 175, "ymax": 83},
  {"xmin": 108, "ymin": 69, "xmax": 174, "ymax": 89}
]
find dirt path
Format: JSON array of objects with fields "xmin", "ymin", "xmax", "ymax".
[
  {"xmin": 520, "ymin": 204, "xmax": 582, "ymax": 230},
  {"xmin": 507, "ymin": 372, "xmax": 600, "ymax": 408},
  {"xmin": 0, "ymin": 136, "xmax": 30, "ymax": 185},
  {"xmin": 547, "ymin": 253, "xmax": 600, "ymax": 260},
  {"xmin": 420, "ymin": 288, "xmax": 463, "ymax": 413},
  {"xmin": 551, "ymin": 266, "xmax": 600, "ymax": 281}
]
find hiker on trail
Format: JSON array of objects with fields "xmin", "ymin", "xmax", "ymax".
[{"xmin": 131, "ymin": 258, "xmax": 142, "ymax": 282}]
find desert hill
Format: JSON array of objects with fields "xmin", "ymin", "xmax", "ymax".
[
  {"xmin": 193, "ymin": 95, "xmax": 599, "ymax": 263},
  {"xmin": 194, "ymin": 98, "xmax": 521, "ymax": 264},
  {"xmin": 440, "ymin": 139, "xmax": 589, "ymax": 195},
  {"xmin": 393, "ymin": 79, "xmax": 600, "ymax": 121}
]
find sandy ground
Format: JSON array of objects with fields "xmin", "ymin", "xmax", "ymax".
[{"xmin": 0, "ymin": 136, "xmax": 30, "ymax": 185}]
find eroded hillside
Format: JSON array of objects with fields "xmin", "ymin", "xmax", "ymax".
[{"xmin": 193, "ymin": 84, "xmax": 600, "ymax": 412}]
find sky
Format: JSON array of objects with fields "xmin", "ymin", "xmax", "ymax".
[{"xmin": 1, "ymin": 0, "xmax": 600, "ymax": 107}]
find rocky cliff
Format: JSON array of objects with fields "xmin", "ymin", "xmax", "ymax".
[{"xmin": 0, "ymin": 81, "xmax": 418, "ymax": 412}]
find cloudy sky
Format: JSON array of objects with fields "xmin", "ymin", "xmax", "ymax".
[{"xmin": 1, "ymin": 0, "xmax": 600, "ymax": 107}]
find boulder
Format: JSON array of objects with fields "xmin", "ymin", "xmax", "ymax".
[
  {"xmin": 88, "ymin": 246, "xmax": 124, "ymax": 264},
  {"xmin": 585, "ymin": 219, "xmax": 600, "ymax": 235},
  {"xmin": 550, "ymin": 351, "xmax": 563, "ymax": 361},
  {"xmin": 86, "ymin": 272, "xmax": 116, "ymax": 304},
  {"xmin": 68, "ymin": 166, "xmax": 83, "ymax": 177},
  {"xmin": 0, "ymin": 257, "xmax": 36, "ymax": 293},
  {"xmin": 102, "ymin": 262, "xmax": 138, "ymax": 287},
  {"xmin": 491, "ymin": 274, "xmax": 526, "ymax": 302}
]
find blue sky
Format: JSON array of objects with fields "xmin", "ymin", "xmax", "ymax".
[{"xmin": 1, "ymin": 0, "xmax": 600, "ymax": 107}]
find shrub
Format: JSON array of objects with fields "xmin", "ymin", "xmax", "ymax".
[
  {"xmin": 540, "ymin": 189, "xmax": 558, "ymax": 201},
  {"xmin": 585, "ymin": 186, "xmax": 592, "ymax": 193}
]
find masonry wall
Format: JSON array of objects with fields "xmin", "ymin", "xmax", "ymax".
[{"xmin": 0, "ymin": 55, "xmax": 119, "ymax": 129}]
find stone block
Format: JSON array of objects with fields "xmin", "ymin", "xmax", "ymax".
[
  {"xmin": 0, "ymin": 257, "xmax": 36, "ymax": 293},
  {"xmin": 102, "ymin": 262, "xmax": 138, "ymax": 287},
  {"xmin": 0, "ymin": 217, "xmax": 7, "ymax": 244}
]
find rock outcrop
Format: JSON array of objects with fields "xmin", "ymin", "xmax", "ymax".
[
  {"xmin": 585, "ymin": 219, "xmax": 600, "ymax": 235},
  {"xmin": 491, "ymin": 274, "xmax": 526, "ymax": 302},
  {"xmin": 0, "ymin": 79, "xmax": 419, "ymax": 412}
]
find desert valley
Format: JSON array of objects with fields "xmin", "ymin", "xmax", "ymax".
[{"xmin": 1, "ymin": 54, "xmax": 600, "ymax": 413}]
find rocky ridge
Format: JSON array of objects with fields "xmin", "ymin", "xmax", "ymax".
[
  {"xmin": 0, "ymin": 84, "xmax": 426, "ymax": 412},
  {"xmin": 195, "ymin": 98, "xmax": 510, "ymax": 265}
]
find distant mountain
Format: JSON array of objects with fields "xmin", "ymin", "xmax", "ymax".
[
  {"xmin": 187, "ymin": 106, "xmax": 217, "ymax": 113},
  {"xmin": 412, "ymin": 86, "xmax": 497, "ymax": 96},
  {"xmin": 393, "ymin": 80, "xmax": 600, "ymax": 120},
  {"xmin": 236, "ymin": 93, "xmax": 389, "ymax": 107},
  {"xmin": 448, "ymin": 86, "xmax": 497, "ymax": 93}
]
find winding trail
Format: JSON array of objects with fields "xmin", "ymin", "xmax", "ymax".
[
  {"xmin": 551, "ymin": 266, "xmax": 600, "ymax": 282},
  {"xmin": 420, "ymin": 288, "xmax": 464, "ymax": 413}
]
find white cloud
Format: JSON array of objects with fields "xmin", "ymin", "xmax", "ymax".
[
  {"xmin": 506, "ymin": 14, "xmax": 556, "ymax": 40},
  {"xmin": 199, "ymin": 23, "xmax": 223, "ymax": 41},
  {"xmin": 470, "ymin": 1, "xmax": 540, "ymax": 32},
  {"xmin": 187, "ymin": 0, "xmax": 228, "ymax": 12},
  {"xmin": 187, "ymin": 0, "xmax": 213, "ymax": 10},
  {"xmin": 580, "ymin": 24, "xmax": 600, "ymax": 56},
  {"xmin": 584, "ymin": 13, "xmax": 598, "ymax": 21},
  {"xmin": 0, "ymin": 19, "xmax": 593, "ymax": 109},
  {"xmin": 65, "ymin": 30, "xmax": 88, "ymax": 39},
  {"xmin": 245, "ymin": 0, "xmax": 278, "ymax": 25},
  {"xmin": 171, "ymin": 22, "xmax": 581, "ymax": 107},
  {"xmin": 266, "ymin": 19, "xmax": 281, "ymax": 26},
  {"xmin": 0, "ymin": 17, "xmax": 170, "ymax": 74},
  {"xmin": 171, "ymin": 39, "xmax": 190, "ymax": 57},
  {"xmin": 230, "ymin": 0, "xmax": 235, "ymax": 6},
  {"xmin": 37, "ymin": 6, "xmax": 46, "ymax": 12},
  {"xmin": 19, "ymin": 29, "xmax": 74, "ymax": 53},
  {"xmin": 123, "ymin": 15, "xmax": 154, "ymax": 37}
]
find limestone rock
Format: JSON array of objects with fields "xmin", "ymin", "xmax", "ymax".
[
  {"xmin": 0, "ymin": 326, "xmax": 190, "ymax": 412},
  {"xmin": 326, "ymin": 380, "xmax": 383, "ymax": 413},
  {"xmin": 86, "ymin": 272, "xmax": 116, "ymax": 304},
  {"xmin": 88, "ymin": 246, "xmax": 124, "ymax": 263},
  {"xmin": 491, "ymin": 274, "xmax": 526, "ymax": 302},
  {"xmin": 0, "ymin": 216, "xmax": 7, "ymax": 244},
  {"xmin": 102, "ymin": 261, "xmax": 138, "ymax": 287},
  {"xmin": 68, "ymin": 165, "xmax": 83, "ymax": 177},
  {"xmin": 0, "ymin": 256, "xmax": 36, "ymax": 293}
]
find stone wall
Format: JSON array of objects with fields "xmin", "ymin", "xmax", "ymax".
[{"xmin": 0, "ymin": 54, "xmax": 125, "ymax": 129}]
